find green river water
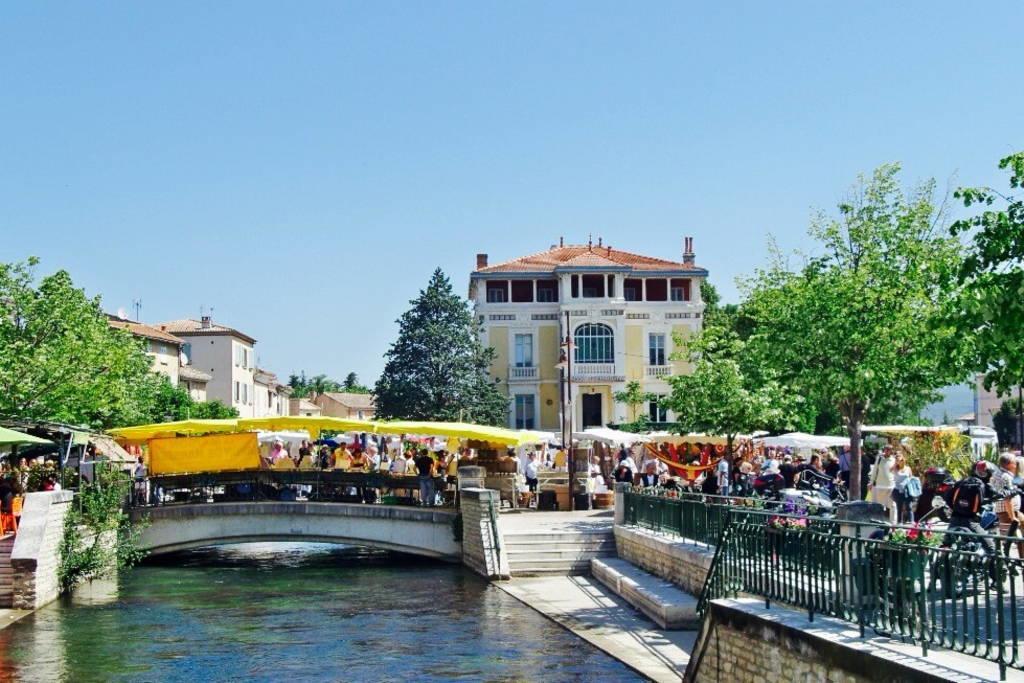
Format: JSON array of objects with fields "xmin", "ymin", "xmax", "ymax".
[{"xmin": 0, "ymin": 543, "xmax": 642, "ymax": 682}]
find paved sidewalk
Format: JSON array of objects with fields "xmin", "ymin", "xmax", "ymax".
[
  {"xmin": 498, "ymin": 574, "xmax": 694, "ymax": 682},
  {"xmin": 499, "ymin": 508, "xmax": 614, "ymax": 534},
  {"xmin": 0, "ymin": 609, "xmax": 32, "ymax": 631}
]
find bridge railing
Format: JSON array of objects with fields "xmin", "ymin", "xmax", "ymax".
[
  {"xmin": 132, "ymin": 470, "xmax": 451, "ymax": 508},
  {"xmin": 622, "ymin": 488, "xmax": 1024, "ymax": 679}
]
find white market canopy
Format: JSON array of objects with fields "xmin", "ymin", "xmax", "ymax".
[
  {"xmin": 756, "ymin": 432, "xmax": 851, "ymax": 449},
  {"xmin": 256, "ymin": 430, "xmax": 312, "ymax": 446},
  {"xmin": 573, "ymin": 428, "xmax": 651, "ymax": 447},
  {"xmin": 646, "ymin": 431, "xmax": 736, "ymax": 447}
]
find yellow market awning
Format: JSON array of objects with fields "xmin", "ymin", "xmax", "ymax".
[
  {"xmin": 236, "ymin": 416, "xmax": 377, "ymax": 439},
  {"xmin": 374, "ymin": 420, "xmax": 539, "ymax": 447},
  {"xmin": 148, "ymin": 432, "xmax": 260, "ymax": 475},
  {"xmin": 109, "ymin": 419, "xmax": 240, "ymax": 442}
]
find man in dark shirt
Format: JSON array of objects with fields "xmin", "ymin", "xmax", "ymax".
[
  {"xmin": 779, "ymin": 455, "xmax": 798, "ymax": 489},
  {"xmin": 414, "ymin": 449, "xmax": 436, "ymax": 507}
]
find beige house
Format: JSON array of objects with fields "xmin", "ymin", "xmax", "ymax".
[
  {"xmin": 314, "ymin": 392, "xmax": 376, "ymax": 420},
  {"xmin": 469, "ymin": 238, "xmax": 707, "ymax": 431},
  {"xmin": 108, "ymin": 315, "xmax": 184, "ymax": 385},
  {"xmin": 975, "ymin": 374, "xmax": 1018, "ymax": 428},
  {"xmin": 290, "ymin": 398, "xmax": 322, "ymax": 417},
  {"xmin": 157, "ymin": 316, "xmax": 258, "ymax": 417},
  {"xmin": 254, "ymin": 369, "xmax": 292, "ymax": 418},
  {"xmin": 178, "ymin": 365, "xmax": 211, "ymax": 402}
]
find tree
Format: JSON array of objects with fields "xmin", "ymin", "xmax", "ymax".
[
  {"xmin": 343, "ymin": 372, "xmax": 371, "ymax": 394},
  {"xmin": 992, "ymin": 399, "xmax": 1023, "ymax": 449},
  {"xmin": 742, "ymin": 165, "xmax": 967, "ymax": 499},
  {"xmin": 374, "ymin": 269, "xmax": 508, "ymax": 425},
  {"xmin": 614, "ymin": 381, "xmax": 654, "ymax": 423},
  {"xmin": 951, "ymin": 152, "xmax": 1024, "ymax": 397},
  {"xmin": 664, "ymin": 323, "xmax": 804, "ymax": 459},
  {"xmin": 0, "ymin": 259, "xmax": 160, "ymax": 428},
  {"xmin": 287, "ymin": 372, "xmax": 342, "ymax": 398}
]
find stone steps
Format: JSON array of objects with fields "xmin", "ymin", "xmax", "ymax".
[
  {"xmin": 0, "ymin": 535, "xmax": 15, "ymax": 608},
  {"xmin": 505, "ymin": 529, "xmax": 615, "ymax": 577},
  {"xmin": 591, "ymin": 557, "xmax": 699, "ymax": 630}
]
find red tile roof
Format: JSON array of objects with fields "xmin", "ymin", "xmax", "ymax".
[
  {"xmin": 157, "ymin": 319, "xmax": 256, "ymax": 344},
  {"xmin": 107, "ymin": 316, "xmax": 184, "ymax": 345},
  {"xmin": 474, "ymin": 244, "xmax": 702, "ymax": 274}
]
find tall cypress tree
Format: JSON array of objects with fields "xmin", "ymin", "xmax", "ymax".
[{"xmin": 374, "ymin": 269, "xmax": 508, "ymax": 425}]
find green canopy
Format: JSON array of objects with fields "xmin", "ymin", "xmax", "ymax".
[{"xmin": 0, "ymin": 426, "xmax": 52, "ymax": 446}]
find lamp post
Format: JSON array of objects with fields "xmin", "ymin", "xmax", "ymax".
[{"xmin": 556, "ymin": 311, "xmax": 575, "ymax": 511}]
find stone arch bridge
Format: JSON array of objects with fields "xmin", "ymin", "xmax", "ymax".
[{"xmin": 130, "ymin": 502, "xmax": 461, "ymax": 560}]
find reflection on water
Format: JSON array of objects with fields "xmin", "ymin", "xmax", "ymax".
[{"xmin": 0, "ymin": 543, "xmax": 642, "ymax": 682}]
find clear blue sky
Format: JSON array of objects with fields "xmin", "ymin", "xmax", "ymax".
[{"xmin": 3, "ymin": 2, "xmax": 1022, "ymax": 387}]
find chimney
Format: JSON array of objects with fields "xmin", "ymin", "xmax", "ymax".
[
  {"xmin": 476, "ymin": 253, "xmax": 488, "ymax": 269},
  {"xmin": 683, "ymin": 237, "xmax": 695, "ymax": 265},
  {"xmin": 559, "ymin": 236, "xmax": 564, "ymax": 247},
  {"xmin": 200, "ymin": 315, "xmax": 212, "ymax": 329}
]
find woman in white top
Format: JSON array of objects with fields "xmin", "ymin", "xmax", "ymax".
[
  {"xmin": 868, "ymin": 447, "xmax": 898, "ymax": 524},
  {"xmin": 891, "ymin": 452, "xmax": 914, "ymax": 523}
]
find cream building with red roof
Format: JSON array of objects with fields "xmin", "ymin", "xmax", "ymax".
[{"xmin": 469, "ymin": 237, "xmax": 707, "ymax": 432}]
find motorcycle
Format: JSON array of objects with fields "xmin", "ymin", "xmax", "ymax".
[{"xmin": 913, "ymin": 467, "xmax": 955, "ymax": 522}]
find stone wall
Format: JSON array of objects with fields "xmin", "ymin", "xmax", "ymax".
[
  {"xmin": 614, "ymin": 525, "xmax": 714, "ymax": 596},
  {"xmin": 10, "ymin": 491, "xmax": 75, "ymax": 610},
  {"xmin": 459, "ymin": 488, "xmax": 510, "ymax": 580},
  {"xmin": 687, "ymin": 598, "xmax": 978, "ymax": 683}
]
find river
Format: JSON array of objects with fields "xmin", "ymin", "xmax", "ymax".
[{"xmin": 0, "ymin": 543, "xmax": 643, "ymax": 682}]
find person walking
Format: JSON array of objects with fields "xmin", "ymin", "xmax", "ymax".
[
  {"xmin": 868, "ymin": 446, "xmax": 898, "ymax": 524},
  {"xmin": 891, "ymin": 452, "xmax": 916, "ymax": 523},
  {"xmin": 414, "ymin": 449, "xmax": 436, "ymax": 507}
]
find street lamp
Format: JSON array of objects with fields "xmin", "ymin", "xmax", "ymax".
[{"xmin": 557, "ymin": 311, "xmax": 575, "ymax": 511}]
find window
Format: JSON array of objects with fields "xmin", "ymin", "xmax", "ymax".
[
  {"xmin": 536, "ymin": 279, "xmax": 559, "ymax": 302},
  {"xmin": 649, "ymin": 333, "xmax": 666, "ymax": 366},
  {"xmin": 181, "ymin": 342, "xmax": 192, "ymax": 362},
  {"xmin": 623, "ymin": 278, "xmax": 642, "ymax": 302},
  {"xmin": 234, "ymin": 345, "xmax": 241, "ymax": 367},
  {"xmin": 514, "ymin": 333, "xmax": 534, "ymax": 367},
  {"xmin": 234, "ymin": 381, "xmax": 240, "ymax": 402},
  {"xmin": 511, "ymin": 280, "xmax": 534, "ymax": 303},
  {"xmin": 648, "ymin": 396, "xmax": 668, "ymax": 423},
  {"xmin": 514, "ymin": 395, "xmax": 536, "ymax": 429},
  {"xmin": 646, "ymin": 279, "xmax": 667, "ymax": 301},
  {"xmin": 486, "ymin": 281, "xmax": 508, "ymax": 302},
  {"xmin": 670, "ymin": 278, "xmax": 691, "ymax": 302},
  {"xmin": 242, "ymin": 348, "xmax": 249, "ymax": 369},
  {"xmin": 581, "ymin": 274, "xmax": 605, "ymax": 298},
  {"xmin": 574, "ymin": 323, "xmax": 614, "ymax": 363}
]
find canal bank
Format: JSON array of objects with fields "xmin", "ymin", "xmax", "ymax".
[
  {"xmin": 0, "ymin": 543, "xmax": 645, "ymax": 681},
  {"xmin": 498, "ymin": 575, "xmax": 694, "ymax": 682}
]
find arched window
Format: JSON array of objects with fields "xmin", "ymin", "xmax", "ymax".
[{"xmin": 574, "ymin": 323, "xmax": 614, "ymax": 363}]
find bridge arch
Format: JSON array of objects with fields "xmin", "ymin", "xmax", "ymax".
[{"xmin": 131, "ymin": 502, "xmax": 461, "ymax": 560}]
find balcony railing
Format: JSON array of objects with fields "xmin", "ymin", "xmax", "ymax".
[
  {"xmin": 572, "ymin": 362, "xmax": 620, "ymax": 381},
  {"xmin": 646, "ymin": 364, "xmax": 672, "ymax": 379},
  {"xmin": 508, "ymin": 365, "xmax": 538, "ymax": 381}
]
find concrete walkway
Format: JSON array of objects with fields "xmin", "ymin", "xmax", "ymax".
[
  {"xmin": 0, "ymin": 609, "xmax": 32, "ymax": 631},
  {"xmin": 499, "ymin": 508, "xmax": 614, "ymax": 533},
  {"xmin": 498, "ymin": 575, "xmax": 694, "ymax": 682}
]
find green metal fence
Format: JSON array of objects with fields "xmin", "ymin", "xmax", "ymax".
[{"xmin": 624, "ymin": 489, "xmax": 1024, "ymax": 679}]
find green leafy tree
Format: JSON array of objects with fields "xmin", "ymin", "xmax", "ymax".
[
  {"xmin": 742, "ymin": 165, "xmax": 967, "ymax": 499},
  {"xmin": 288, "ymin": 372, "xmax": 344, "ymax": 398},
  {"xmin": 614, "ymin": 380, "xmax": 655, "ymax": 423},
  {"xmin": 951, "ymin": 152, "xmax": 1024, "ymax": 397},
  {"xmin": 992, "ymin": 399, "xmax": 1023, "ymax": 449},
  {"xmin": 374, "ymin": 269, "xmax": 507, "ymax": 425},
  {"xmin": 343, "ymin": 372, "xmax": 371, "ymax": 394},
  {"xmin": 0, "ymin": 259, "xmax": 159, "ymax": 428},
  {"xmin": 664, "ymin": 324, "xmax": 804, "ymax": 459}
]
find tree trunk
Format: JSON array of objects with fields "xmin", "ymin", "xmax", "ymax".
[{"xmin": 847, "ymin": 417, "xmax": 863, "ymax": 501}]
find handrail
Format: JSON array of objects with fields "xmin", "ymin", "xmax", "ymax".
[
  {"xmin": 623, "ymin": 488, "xmax": 1024, "ymax": 678},
  {"xmin": 486, "ymin": 494, "xmax": 502, "ymax": 577}
]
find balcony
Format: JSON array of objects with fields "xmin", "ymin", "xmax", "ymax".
[
  {"xmin": 646, "ymin": 365, "xmax": 672, "ymax": 379},
  {"xmin": 572, "ymin": 363, "xmax": 622, "ymax": 382},
  {"xmin": 508, "ymin": 365, "xmax": 538, "ymax": 382}
]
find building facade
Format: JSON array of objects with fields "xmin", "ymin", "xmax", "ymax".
[
  {"xmin": 254, "ymin": 369, "xmax": 292, "ymax": 418},
  {"xmin": 289, "ymin": 398, "xmax": 322, "ymax": 417},
  {"xmin": 469, "ymin": 238, "xmax": 707, "ymax": 432},
  {"xmin": 157, "ymin": 316, "xmax": 258, "ymax": 417},
  {"xmin": 107, "ymin": 316, "xmax": 184, "ymax": 385},
  {"xmin": 313, "ymin": 392, "xmax": 376, "ymax": 420}
]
